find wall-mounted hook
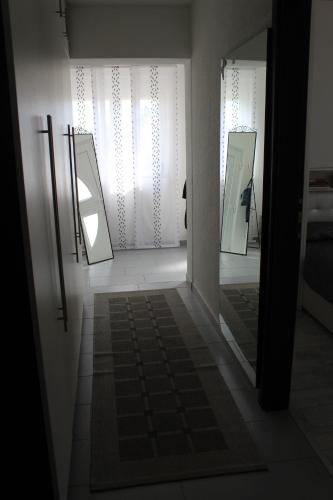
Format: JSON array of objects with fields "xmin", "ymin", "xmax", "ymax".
[{"xmin": 221, "ymin": 58, "xmax": 227, "ymax": 80}]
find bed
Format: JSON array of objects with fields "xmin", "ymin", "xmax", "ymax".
[{"xmin": 302, "ymin": 191, "xmax": 333, "ymax": 333}]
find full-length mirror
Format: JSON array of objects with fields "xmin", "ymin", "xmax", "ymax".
[
  {"xmin": 219, "ymin": 30, "xmax": 267, "ymax": 374},
  {"xmin": 74, "ymin": 133, "xmax": 114, "ymax": 264},
  {"xmin": 221, "ymin": 131, "xmax": 256, "ymax": 255}
]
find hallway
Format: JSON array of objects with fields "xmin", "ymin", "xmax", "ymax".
[
  {"xmin": 4, "ymin": 1, "xmax": 333, "ymax": 498},
  {"xmin": 68, "ymin": 248, "xmax": 333, "ymax": 499}
]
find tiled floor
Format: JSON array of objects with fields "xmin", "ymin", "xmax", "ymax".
[
  {"xmin": 220, "ymin": 248, "xmax": 260, "ymax": 285},
  {"xmin": 68, "ymin": 247, "xmax": 333, "ymax": 499},
  {"xmin": 219, "ymin": 284, "xmax": 259, "ymax": 371},
  {"xmin": 219, "ymin": 248, "xmax": 260, "ymax": 371}
]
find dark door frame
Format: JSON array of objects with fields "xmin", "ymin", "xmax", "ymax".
[
  {"xmin": 256, "ymin": 0, "xmax": 312, "ymax": 410},
  {"xmin": 2, "ymin": 1, "xmax": 58, "ymax": 497}
]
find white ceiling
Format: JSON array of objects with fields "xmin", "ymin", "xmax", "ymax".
[{"xmin": 67, "ymin": 1, "xmax": 192, "ymax": 5}]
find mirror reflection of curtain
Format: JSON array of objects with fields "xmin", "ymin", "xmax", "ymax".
[
  {"xmin": 220, "ymin": 66, "xmax": 266, "ymax": 241},
  {"xmin": 71, "ymin": 65, "xmax": 186, "ymax": 249}
]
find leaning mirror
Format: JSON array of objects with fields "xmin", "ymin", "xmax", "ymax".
[
  {"xmin": 221, "ymin": 131, "xmax": 256, "ymax": 255},
  {"xmin": 74, "ymin": 133, "xmax": 114, "ymax": 264}
]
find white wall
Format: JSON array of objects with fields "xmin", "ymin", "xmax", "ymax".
[
  {"xmin": 190, "ymin": 0, "xmax": 271, "ymax": 317},
  {"xmin": 8, "ymin": 1, "xmax": 84, "ymax": 497},
  {"xmin": 67, "ymin": 4, "xmax": 191, "ymax": 59},
  {"xmin": 228, "ymin": 30, "xmax": 267, "ymax": 61}
]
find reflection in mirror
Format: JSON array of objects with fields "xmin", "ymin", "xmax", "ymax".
[
  {"xmin": 219, "ymin": 30, "xmax": 267, "ymax": 374},
  {"xmin": 83, "ymin": 213, "xmax": 99, "ymax": 247},
  {"xmin": 78, "ymin": 177, "xmax": 93, "ymax": 202},
  {"xmin": 221, "ymin": 131, "xmax": 256, "ymax": 255},
  {"xmin": 74, "ymin": 133, "xmax": 114, "ymax": 264}
]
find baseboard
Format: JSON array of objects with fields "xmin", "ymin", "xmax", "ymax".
[{"xmin": 191, "ymin": 282, "xmax": 220, "ymax": 330}]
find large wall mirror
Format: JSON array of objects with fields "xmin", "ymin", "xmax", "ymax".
[
  {"xmin": 219, "ymin": 30, "xmax": 267, "ymax": 376},
  {"xmin": 74, "ymin": 133, "xmax": 114, "ymax": 264}
]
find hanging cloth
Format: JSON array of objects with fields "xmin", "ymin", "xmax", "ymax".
[
  {"xmin": 71, "ymin": 65, "xmax": 186, "ymax": 250},
  {"xmin": 240, "ymin": 179, "xmax": 252, "ymax": 223},
  {"xmin": 182, "ymin": 181, "xmax": 187, "ymax": 229}
]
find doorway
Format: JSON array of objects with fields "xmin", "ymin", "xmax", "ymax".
[{"xmin": 70, "ymin": 62, "xmax": 189, "ymax": 288}]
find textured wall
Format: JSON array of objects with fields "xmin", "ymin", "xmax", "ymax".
[{"xmin": 190, "ymin": 0, "xmax": 272, "ymax": 317}]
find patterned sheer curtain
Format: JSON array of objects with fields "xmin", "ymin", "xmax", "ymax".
[
  {"xmin": 220, "ymin": 65, "xmax": 266, "ymax": 239},
  {"xmin": 71, "ymin": 65, "xmax": 185, "ymax": 250}
]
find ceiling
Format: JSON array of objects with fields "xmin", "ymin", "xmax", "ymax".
[{"xmin": 67, "ymin": 1, "xmax": 192, "ymax": 5}]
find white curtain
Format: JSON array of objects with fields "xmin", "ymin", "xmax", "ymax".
[
  {"xmin": 220, "ymin": 65, "xmax": 266, "ymax": 240},
  {"xmin": 71, "ymin": 65, "xmax": 185, "ymax": 250}
]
